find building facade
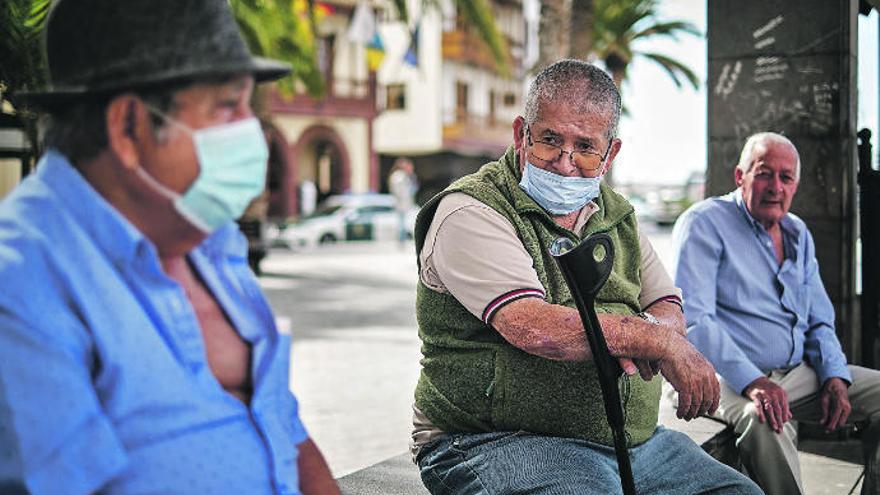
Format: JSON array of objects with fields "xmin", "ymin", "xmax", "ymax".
[
  {"xmin": 374, "ymin": 0, "xmax": 536, "ymax": 203},
  {"xmin": 267, "ymin": 0, "xmax": 536, "ymax": 218}
]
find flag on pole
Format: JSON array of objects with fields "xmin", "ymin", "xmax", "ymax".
[
  {"xmin": 366, "ymin": 31, "xmax": 386, "ymax": 71},
  {"xmin": 315, "ymin": 2, "xmax": 334, "ymax": 21},
  {"xmin": 347, "ymin": 0, "xmax": 375, "ymax": 44},
  {"xmin": 403, "ymin": 23, "xmax": 420, "ymax": 67}
]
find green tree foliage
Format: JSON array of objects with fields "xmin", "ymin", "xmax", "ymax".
[
  {"xmin": 0, "ymin": 0, "xmax": 50, "ymax": 169},
  {"xmin": 230, "ymin": 0, "xmax": 325, "ymax": 98},
  {"xmin": 0, "ymin": 0, "xmax": 49, "ymax": 102},
  {"xmin": 589, "ymin": 0, "xmax": 700, "ymax": 91},
  {"xmin": 451, "ymin": 0, "xmax": 508, "ymax": 74}
]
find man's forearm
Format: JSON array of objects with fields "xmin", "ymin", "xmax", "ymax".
[
  {"xmin": 492, "ymin": 297, "xmax": 679, "ymax": 362},
  {"xmin": 297, "ymin": 437, "xmax": 340, "ymax": 495},
  {"xmin": 492, "ymin": 297, "xmax": 720, "ymax": 419},
  {"xmin": 598, "ymin": 312, "xmax": 678, "ymax": 361}
]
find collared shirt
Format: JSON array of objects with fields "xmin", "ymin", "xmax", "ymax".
[
  {"xmin": 671, "ymin": 189, "xmax": 851, "ymax": 394},
  {"xmin": 0, "ymin": 151, "xmax": 307, "ymax": 495}
]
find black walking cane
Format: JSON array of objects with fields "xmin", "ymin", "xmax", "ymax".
[{"xmin": 549, "ymin": 233, "xmax": 637, "ymax": 495}]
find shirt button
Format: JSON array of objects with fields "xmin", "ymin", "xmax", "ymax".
[{"xmin": 170, "ymin": 297, "xmax": 183, "ymax": 314}]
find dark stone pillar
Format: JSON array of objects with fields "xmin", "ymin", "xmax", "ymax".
[{"xmin": 707, "ymin": 1, "xmax": 860, "ymax": 359}]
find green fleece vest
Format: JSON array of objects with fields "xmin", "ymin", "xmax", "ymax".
[{"xmin": 413, "ymin": 147, "xmax": 661, "ymax": 447}]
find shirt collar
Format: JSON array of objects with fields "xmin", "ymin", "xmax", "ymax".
[
  {"xmin": 574, "ymin": 200, "xmax": 600, "ymax": 234},
  {"xmin": 39, "ymin": 150, "xmax": 147, "ymax": 265},
  {"xmin": 38, "ymin": 150, "xmax": 246, "ymax": 265}
]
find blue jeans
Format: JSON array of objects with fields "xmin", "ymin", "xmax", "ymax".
[{"xmin": 417, "ymin": 427, "xmax": 762, "ymax": 495}]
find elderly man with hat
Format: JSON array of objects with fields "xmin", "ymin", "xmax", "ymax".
[{"xmin": 0, "ymin": 1, "xmax": 339, "ymax": 494}]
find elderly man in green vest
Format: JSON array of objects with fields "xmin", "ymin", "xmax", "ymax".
[{"xmin": 408, "ymin": 60, "xmax": 761, "ymax": 494}]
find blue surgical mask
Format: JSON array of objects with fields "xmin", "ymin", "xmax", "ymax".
[
  {"xmin": 518, "ymin": 162, "xmax": 601, "ymax": 215},
  {"xmin": 138, "ymin": 111, "xmax": 269, "ymax": 233}
]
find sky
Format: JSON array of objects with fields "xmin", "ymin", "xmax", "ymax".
[{"xmin": 613, "ymin": 0, "xmax": 879, "ymax": 185}]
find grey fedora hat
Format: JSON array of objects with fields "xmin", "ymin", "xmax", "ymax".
[{"xmin": 18, "ymin": 0, "xmax": 291, "ymax": 105}]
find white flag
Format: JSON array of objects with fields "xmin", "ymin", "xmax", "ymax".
[{"xmin": 347, "ymin": 1, "xmax": 376, "ymax": 44}]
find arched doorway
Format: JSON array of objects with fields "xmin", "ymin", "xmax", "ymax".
[
  {"xmin": 265, "ymin": 123, "xmax": 293, "ymax": 219},
  {"xmin": 290, "ymin": 125, "xmax": 351, "ymax": 216}
]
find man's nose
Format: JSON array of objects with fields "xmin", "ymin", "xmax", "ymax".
[
  {"xmin": 770, "ymin": 175, "xmax": 785, "ymax": 191},
  {"xmin": 553, "ymin": 149, "xmax": 579, "ymax": 174}
]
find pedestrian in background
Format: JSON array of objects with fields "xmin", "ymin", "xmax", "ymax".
[
  {"xmin": 0, "ymin": 1, "xmax": 339, "ymax": 493},
  {"xmin": 388, "ymin": 157, "xmax": 418, "ymax": 244},
  {"xmin": 300, "ymin": 178, "xmax": 318, "ymax": 217}
]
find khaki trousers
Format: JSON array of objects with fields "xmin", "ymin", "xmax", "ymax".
[{"xmin": 713, "ymin": 363, "xmax": 880, "ymax": 495}]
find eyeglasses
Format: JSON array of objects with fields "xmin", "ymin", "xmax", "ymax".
[{"xmin": 526, "ymin": 126, "xmax": 611, "ymax": 173}]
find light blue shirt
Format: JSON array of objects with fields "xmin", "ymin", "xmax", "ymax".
[
  {"xmin": 671, "ymin": 189, "xmax": 851, "ymax": 394},
  {"xmin": 0, "ymin": 151, "xmax": 307, "ymax": 495}
]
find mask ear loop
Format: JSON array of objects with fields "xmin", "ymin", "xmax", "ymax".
[
  {"xmin": 130, "ymin": 103, "xmax": 189, "ymax": 203},
  {"xmin": 142, "ymin": 103, "xmax": 195, "ymax": 137}
]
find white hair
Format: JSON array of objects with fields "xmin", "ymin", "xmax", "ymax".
[
  {"xmin": 736, "ymin": 132, "xmax": 801, "ymax": 180},
  {"xmin": 524, "ymin": 59, "xmax": 621, "ymax": 140}
]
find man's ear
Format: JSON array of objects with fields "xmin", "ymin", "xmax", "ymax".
[
  {"xmin": 600, "ymin": 138, "xmax": 622, "ymax": 176},
  {"xmin": 512, "ymin": 116, "xmax": 526, "ymax": 150},
  {"xmin": 734, "ymin": 166, "xmax": 744, "ymax": 187},
  {"xmin": 105, "ymin": 94, "xmax": 146, "ymax": 171}
]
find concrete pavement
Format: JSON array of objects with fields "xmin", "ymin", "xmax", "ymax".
[
  {"xmin": 258, "ymin": 234, "xmax": 867, "ymax": 493},
  {"xmin": 259, "ymin": 241, "xmax": 421, "ymax": 477}
]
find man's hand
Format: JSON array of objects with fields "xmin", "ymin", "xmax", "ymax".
[
  {"xmin": 743, "ymin": 376, "xmax": 791, "ymax": 433},
  {"xmin": 618, "ymin": 357, "xmax": 658, "ymax": 381},
  {"xmin": 820, "ymin": 377, "xmax": 851, "ymax": 433},
  {"xmin": 660, "ymin": 334, "xmax": 720, "ymax": 421}
]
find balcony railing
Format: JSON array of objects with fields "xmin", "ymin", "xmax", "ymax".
[
  {"xmin": 442, "ymin": 112, "xmax": 511, "ymax": 156},
  {"xmin": 268, "ymin": 76, "xmax": 378, "ymax": 119},
  {"xmin": 442, "ymin": 29, "xmax": 520, "ymax": 73}
]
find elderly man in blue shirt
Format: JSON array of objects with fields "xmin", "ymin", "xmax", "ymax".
[
  {"xmin": 0, "ymin": 1, "xmax": 339, "ymax": 494},
  {"xmin": 671, "ymin": 131, "xmax": 880, "ymax": 495}
]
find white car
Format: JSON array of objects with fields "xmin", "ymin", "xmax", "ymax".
[{"xmin": 277, "ymin": 194, "xmax": 418, "ymax": 248}]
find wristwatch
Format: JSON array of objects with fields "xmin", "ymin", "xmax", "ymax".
[{"xmin": 637, "ymin": 311, "xmax": 661, "ymax": 325}]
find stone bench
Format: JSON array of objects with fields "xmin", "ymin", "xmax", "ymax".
[
  {"xmin": 338, "ymin": 451, "xmax": 428, "ymax": 495},
  {"xmin": 338, "ymin": 388, "xmax": 735, "ymax": 495}
]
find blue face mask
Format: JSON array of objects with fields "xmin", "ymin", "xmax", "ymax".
[
  {"xmin": 138, "ymin": 111, "xmax": 269, "ymax": 233},
  {"xmin": 518, "ymin": 162, "xmax": 601, "ymax": 215}
]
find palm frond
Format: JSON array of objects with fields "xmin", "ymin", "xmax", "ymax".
[
  {"xmin": 388, "ymin": 0, "xmax": 408, "ymax": 22},
  {"xmin": 453, "ymin": 0, "xmax": 509, "ymax": 75},
  {"xmin": 588, "ymin": 0, "xmax": 699, "ymax": 96},
  {"xmin": 633, "ymin": 20, "xmax": 700, "ymax": 41},
  {"xmin": 641, "ymin": 52, "xmax": 700, "ymax": 89}
]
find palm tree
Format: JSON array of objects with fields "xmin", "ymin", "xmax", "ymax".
[
  {"xmin": 586, "ymin": 0, "xmax": 699, "ymax": 185},
  {"xmin": 569, "ymin": 0, "xmax": 594, "ymax": 59},
  {"xmin": 538, "ymin": 0, "xmax": 571, "ymax": 68},
  {"xmin": 538, "ymin": 0, "xmax": 593, "ymax": 70},
  {"xmin": 589, "ymin": 0, "xmax": 699, "ymax": 91}
]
